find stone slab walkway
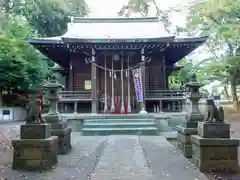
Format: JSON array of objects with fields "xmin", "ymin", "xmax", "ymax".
[
  {"xmin": 0, "ymin": 134, "xmax": 209, "ymax": 180},
  {"xmin": 91, "ymin": 135, "xmax": 208, "ymax": 180},
  {"xmin": 90, "ymin": 136, "xmax": 155, "ymax": 180},
  {"xmin": 140, "ymin": 136, "xmax": 208, "ymax": 180}
]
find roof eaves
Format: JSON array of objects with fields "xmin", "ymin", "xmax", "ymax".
[
  {"xmin": 173, "ymin": 36, "xmax": 208, "ymax": 43},
  {"xmin": 61, "ymin": 36, "xmax": 175, "ymax": 43},
  {"xmin": 28, "ymin": 37, "xmax": 64, "ymax": 44},
  {"xmin": 72, "ymin": 17, "xmax": 159, "ymax": 23}
]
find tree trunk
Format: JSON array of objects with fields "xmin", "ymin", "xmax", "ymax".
[
  {"xmin": 224, "ymin": 85, "xmax": 230, "ymax": 102},
  {"xmin": 230, "ymin": 77, "xmax": 239, "ymax": 112},
  {"xmin": 0, "ymin": 89, "xmax": 2, "ymax": 106}
]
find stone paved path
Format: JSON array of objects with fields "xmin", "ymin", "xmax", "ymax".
[
  {"xmin": 0, "ymin": 133, "xmax": 209, "ymax": 180},
  {"xmin": 8, "ymin": 121, "xmax": 240, "ymax": 180},
  {"xmin": 90, "ymin": 136, "xmax": 155, "ymax": 180}
]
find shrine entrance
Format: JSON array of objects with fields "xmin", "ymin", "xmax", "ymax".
[{"xmin": 97, "ymin": 53, "xmax": 139, "ymax": 114}]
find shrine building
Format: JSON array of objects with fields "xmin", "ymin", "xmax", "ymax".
[{"xmin": 28, "ymin": 17, "xmax": 207, "ymax": 114}]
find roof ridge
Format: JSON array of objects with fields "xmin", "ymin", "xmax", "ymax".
[{"xmin": 71, "ymin": 17, "xmax": 159, "ymax": 23}]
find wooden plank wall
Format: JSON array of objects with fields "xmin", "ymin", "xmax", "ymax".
[
  {"xmin": 70, "ymin": 54, "xmax": 167, "ymax": 92},
  {"xmin": 145, "ymin": 58, "xmax": 166, "ymax": 90},
  {"xmin": 71, "ymin": 54, "xmax": 91, "ymax": 91}
]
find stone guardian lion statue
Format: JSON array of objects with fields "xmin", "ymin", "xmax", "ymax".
[{"xmin": 205, "ymin": 98, "xmax": 224, "ymax": 123}]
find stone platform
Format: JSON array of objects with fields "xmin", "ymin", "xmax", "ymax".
[
  {"xmin": 45, "ymin": 114, "xmax": 72, "ymax": 154},
  {"xmin": 192, "ymin": 122, "xmax": 240, "ymax": 173},
  {"xmin": 12, "ymin": 124, "xmax": 58, "ymax": 170},
  {"xmin": 2, "ymin": 135, "xmax": 208, "ymax": 180},
  {"xmin": 177, "ymin": 122, "xmax": 198, "ymax": 158}
]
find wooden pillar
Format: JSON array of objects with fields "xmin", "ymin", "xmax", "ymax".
[
  {"xmin": 140, "ymin": 48, "xmax": 147, "ymax": 114},
  {"xmin": 74, "ymin": 101, "xmax": 78, "ymax": 114},
  {"xmin": 68, "ymin": 59, "xmax": 73, "ymax": 91},
  {"xmin": 162, "ymin": 56, "xmax": 167, "ymax": 88},
  {"xmin": 91, "ymin": 48, "xmax": 97, "ymax": 114},
  {"xmin": 159, "ymin": 100, "xmax": 163, "ymax": 112}
]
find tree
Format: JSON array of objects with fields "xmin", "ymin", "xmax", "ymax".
[
  {"xmin": 65, "ymin": 0, "xmax": 89, "ymax": 17},
  {"xmin": 187, "ymin": 0, "xmax": 240, "ymax": 110},
  {"xmin": 118, "ymin": 0, "xmax": 175, "ymax": 32},
  {"xmin": 0, "ymin": 17, "xmax": 49, "ymax": 105},
  {"xmin": 19, "ymin": 0, "xmax": 70, "ymax": 37}
]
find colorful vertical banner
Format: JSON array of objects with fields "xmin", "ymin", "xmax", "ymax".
[{"xmin": 132, "ymin": 68, "xmax": 143, "ymax": 102}]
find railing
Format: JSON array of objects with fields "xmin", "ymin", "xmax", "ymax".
[
  {"xmin": 145, "ymin": 89, "xmax": 186, "ymax": 100},
  {"xmin": 59, "ymin": 91, "xmax": 92, "ymax": 101},
  {"xmin": 59, "ymin": 89, "xmax": 186, "ymax": 101}
]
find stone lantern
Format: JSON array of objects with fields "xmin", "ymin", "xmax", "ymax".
[
  {"xmin": 43, "ymin": 74, "xmax": 63, "ymax": 116},
  {"xmin": 177, "ymin": 73, "xmax": 204, "ymax": 158},
  {"xmin": 185, "ymin": 73, "xmax": 204, "ymax": 124},
  {"xmin": 43, "ymin": 73, "xmax": 72, "ymax": 154}
]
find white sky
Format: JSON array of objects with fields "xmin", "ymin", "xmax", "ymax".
[
  {"xmin": 86, "ymin": 0, "xmax": 207, "ymax": 62},
  {"xmin": 87, "ymin": 0, "xmax": 191, "ymax": 26}
]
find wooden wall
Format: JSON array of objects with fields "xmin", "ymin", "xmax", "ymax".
[
  {"xmin": 145, "ymin": 57, "xmax": 166, "ymax": 90},
  {"xmin": 68, "ymin": 54, "xmax": 168, "ymax": 92},
  {"xmin": 72, "ymin": 53, "xmax": 91, "ymax": 91}
]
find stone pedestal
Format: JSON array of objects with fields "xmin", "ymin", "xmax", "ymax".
[
  {"xmin": 45, "ymin": 114, "xmax": 72, "ymax": 154},
  {"xmin": 191, "ymin": 122, "xmax": 239, "ymax": 173},
  {"xmin": 177, "ymin": 73, "xmax": 204, "ymax": 158},
  {"xmin": 43, "ymin": 73, "xmax": 72, "ymax": 154},
  {"xmin": 12, "ymin": 124, "xmax": 58, "ymax": 170},
  {"xmin": 177, "ymin": 121, "xmax": 198, "ymax": 158}
]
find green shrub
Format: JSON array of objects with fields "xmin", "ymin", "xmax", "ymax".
[{"xmin": 2, "ymin": 94, "xmax": 28, "ymax": 108}]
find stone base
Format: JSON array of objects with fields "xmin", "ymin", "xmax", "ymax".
[
  {"xmin": 45, "ymin": 114, "xmax": 61, "ymax": 123},
  {"xmin": 188, "ymin": 113, "xmax": 204, "ymax": 122},
  {"xmin": 177, "ymin": 125, "xmax": 198, "ymax": 158},
  {"xmin": 198, "ymin": 122, "xmax": 230, "ymax": 138},
  {"xmin": 45, "ymin": 114, "xmax": 72, "ymax": 154},
  {"xmin": 20, "ymin": 123, "xmax": 51, "ymax": 139},
  {"xmin": 139, "ymin": 109, "xmax": 148, "ymax": 114},
  {"xmin": 12, "ymin": 136, "xmax": 58, "ymax": 170},
  {"xmin": 191, "ymin": 135, "xmax": 239, "ymax": 173},
  {"xmin": 181, "ymin": 121, "xmax": 198, "ymax": 129},
  {"xmin": 51, "ymin": 126, "xmax": 72, "ymax": 154}
]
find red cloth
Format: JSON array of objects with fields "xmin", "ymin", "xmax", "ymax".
[{"xmin": 111, "ymin": 102, "xmax": 127, "ymax": 114}]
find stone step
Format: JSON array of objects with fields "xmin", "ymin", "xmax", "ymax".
[
  {"xmin": 82, "ymin": 127, "xmax": 158, "ymax": 136},
  {"xmin": 84, "ymin": 122, "xmax": 156, "ymax": 128},
  {"xmin": 84, "ymin": 115, "xmax": 154, "ymax": 120},
  {"xmin": 84, "ymin": 119, "xmax": 155, "ymax": 124}
]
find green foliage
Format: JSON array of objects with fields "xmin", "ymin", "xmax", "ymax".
[
  {"xmin": 186, "ymin": 0, "xmax": 240, "ymax": 109},
  {"xmin": 0, "ymin": 18, "xmax": 49, "ymax": 92},
  {"xmin": 2, "ymin": 94, "xmax": 28, "ymax": 107},
  {"xmin": 0, "ymin": 0, "xmax": 89, "ymax": 107},
  {"xmin": 19, "ymin": 0, "xmax": 70, "ymax": 37}
]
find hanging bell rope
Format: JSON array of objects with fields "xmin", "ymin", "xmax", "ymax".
[{"xmin": 88, "ymin": 59, "xmax": 143, "ymax": 72}]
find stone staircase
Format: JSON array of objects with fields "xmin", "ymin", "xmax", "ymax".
[{"xmin": 82, "ymin": 115, "xmax": 158, "ymax": 135}]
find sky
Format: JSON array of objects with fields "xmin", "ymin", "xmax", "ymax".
[
  {"xmin": 86, "ymin": 0, "xmax": 207, "ymax": 62},
  {"xmin": 87, "ymin": 0, "xmax": 191, "ymax": 26}
]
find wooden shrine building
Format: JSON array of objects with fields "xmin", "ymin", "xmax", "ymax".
[{"xmin": 28, "ymin": 17, "xmax": 207, "ymax": 114}]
